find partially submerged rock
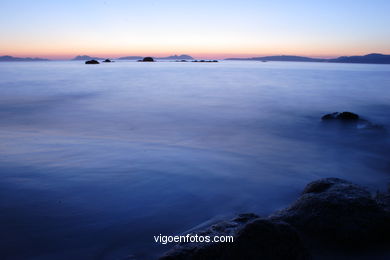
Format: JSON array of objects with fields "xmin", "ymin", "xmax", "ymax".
[
  {"xmin": 160, "ymin": 214, "xmax": 309, "ymax": 260},
  {"xmin": 271, "ymin": 178, "xmax": 390, "ymax": 246},
  {"xmin": 85, "ymin": 59, "xmax": 99, "ymax": 64},
  {"xmin": 321, "ymin": 111, "xmax": 360, "ymax": 121},
  {"xmin": 102, "ymin": 59, "xmax": 112, "ymax": 62},
  {"xmin": 321, "ymin": 112, "xmax": 386, "ymax": 132},
  {"xmin": 140, "ymin": 57, "xmax": 154, "ymax": 62}
]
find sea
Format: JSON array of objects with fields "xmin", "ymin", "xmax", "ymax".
[{"xmin": 0, "ymin": 60, "xmax": 389, "ymax": 259}]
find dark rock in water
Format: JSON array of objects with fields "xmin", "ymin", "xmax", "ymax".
[
  {"xmin": 85, "ymin": 59, "xmax": 99, "ymax": 64},
  {"xmin": 160, "ymin": 214, "xmax": 309, "ymax": 260},
  {"xmin": 321, "ymin": 112, "xmax": 386, "ymax": 132},
  {"xmin": 102, "ymin": 59, "xmax": 112, "ymax": 63},
  {"xmin": 321, "ymin": 112, "xmax": 339, "ymax": 120},
  {"xmin": 142, "ymin": 57, "xmax": 154, "ymax": 62},
  {"xmin": 337, "ymin": 111, "xmax": 360, "ymax": 120},
  {"xmin": 321, "ymin": 111, "xmax": 359, "ymax": 121},
  {"xmin": 270, "ymin": 178, "xmax": 390, "ymax": 246}
]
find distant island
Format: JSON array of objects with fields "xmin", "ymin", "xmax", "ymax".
[
  {"xmin": 328, "ymin": 53, "xmax": 390, "ymax": 64},
  {"xmin": 0, "ymin": 55, "xmax": 49, "ymax": 62},
  {"xmin": 72, "ymin": 55, "xmax": 105, "ymax": 61},
  {"xmin": 118, "ymin": 54, "xmax": 194, "ymax": 60},
  {"xmin": 1, "ymin": 53, "xmax": 389, "ymax": 64},
  {"xmin": 117, "ymin": 56, "xmax": 143, "ymax": 60},
  {"xmin": 73, "ymin": 54, "xmax": 194, "ymax": 61},
  {"xmin": 225, "ymin": 53, "xmax": 390, "ymax": 64},
  {"xmin": 226, "ymin": 55, "xmax": 324, "ymax": 62},
  {"xmin": 158, "ymin": 54, "xmax": 194, "ymax": 60}
]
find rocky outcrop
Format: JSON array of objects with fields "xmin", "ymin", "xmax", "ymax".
[
  {"xmin": 160, "ymin": 214, "xmax": 309, "ymax": 260},
  {"xmin": 376, "ymin": 184, "xmax": 390, "ymax": 213},
  {"xmin": 85, "ymin": 60, "xmax": 99, "ymax": 64},
  {"xmin": 271, "ymin": 178, "xmax": 390, "ymax": 246},
  {"xmin": 321, "ymin": 111, "xmax": 359, "ymax": 121},
  {"xmin": 141, "ymin": 57, "xmax": 154, "ymax": 62},
  {"xmin": 321, "ymin": 112, "xmax": 386, "ymax": 132},
  {"xmin": 161, "ymin": 178, "xmax": 390, "ymax": 259},
  {"xmin": 102, "ymin": 59, "xmax": 112, "ymax": 63}
]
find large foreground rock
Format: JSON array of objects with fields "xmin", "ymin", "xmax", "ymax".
[
  {"xmin": 160, "ymin": 214, "xmax": 309, "ymax": 260},
  {"xmin": 270, "ymin": 178, "xmax": 390, "ymax": 246},
  {"xmin": 160, "ymin": 178, "xmax": 390, "ymax": 259}
]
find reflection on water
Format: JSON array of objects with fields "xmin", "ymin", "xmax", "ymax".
[{"xmin": 0, "ymin": 61, "xmax": 389, "ymax": 259}]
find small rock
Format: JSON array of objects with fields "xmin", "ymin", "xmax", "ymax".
[
  {"xmin": 141, "ymin": 57, "xmax": 154, "ymax": 62},
  {"xmin": 321, "ymin": 111, "xmax": 359, "ymax": 121},
  {"xmin": 85, "ymin": 60, "xmax": 99, "ymax": 64}
]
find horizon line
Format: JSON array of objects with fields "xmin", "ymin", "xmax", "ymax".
[{"xmin": 2, "ymin": 52, "xmax": 389, "ymax": 61}]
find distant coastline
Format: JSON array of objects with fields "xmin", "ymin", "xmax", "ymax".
[
  {"xmin": 225, "ymin": 53, "xmax": 390, "ymax": 64},
  {"xmin": 0, "ymin": 55, "xmax": 49, "ymax": 62},
  {"xmin": 73, "ymin": 54, "xmax": 194, "ymax": 61},
  {"xmin": 2, "ymin": 53, "xmax": 390, "ymax": 64}
]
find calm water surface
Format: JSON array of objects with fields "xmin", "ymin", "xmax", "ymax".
[{"xmin": 0, "ymin": 60, "xmax": 389, "ymax": 259}]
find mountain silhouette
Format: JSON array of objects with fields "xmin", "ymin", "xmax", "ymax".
[
  {"xmin": 72, "ymin": 55, "xmax": 105, "ymax": 61},
  {"xmin": 118, "ymin": 56, "xmax": 143, "ymax": 60},
  {"xmin": 226, "ymin": 53, "xmax": 390, "ymax": 64},
  {"xmin": 226, "ymin": 55, "xmax": 324, "ymax": 62},
  {"xmin": 0, "ymin": 55, "xmax": 49, "ymax": 61},
  {"xmin": 158, "ymin": 54, "xmax": 194, "ymax": 60},
  {"xmin": 118, "ymin": 54, "xmax": 194, "ymax": 60},
  {"xmin": 328, "ymin": 53, "xmax": 390, "ymax": 64}
]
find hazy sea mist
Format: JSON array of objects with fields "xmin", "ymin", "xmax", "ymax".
[{"xmin": 0, "ymin": 60, "xmax": 389, "ymax": 259}]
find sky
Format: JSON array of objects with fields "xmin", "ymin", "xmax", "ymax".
[{"xmin": 0, "ymin": 0, "xmax": 389, "ymax": 59}]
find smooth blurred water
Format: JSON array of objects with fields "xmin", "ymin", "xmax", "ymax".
[{"xmin": 0, "ymin": 60, "xmax": 390, "ymax": 259}]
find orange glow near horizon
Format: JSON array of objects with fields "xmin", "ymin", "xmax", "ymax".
[
  {"xmin": 2, "ymin": 34, "xmax": 388, "ymax": 60},
  {"xmin": 1, "ymin": 1, "xmax": 389, "ymax": 60},
  {"xmin": 3, "ymin": 47, "xmax": 388, "ymax": 60}
]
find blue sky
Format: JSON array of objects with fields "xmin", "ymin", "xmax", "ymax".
[{"xmin": 1, "ymin": 0, "xmax": 389, "ymax": 58}]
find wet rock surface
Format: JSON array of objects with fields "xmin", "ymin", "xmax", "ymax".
[
  {"xmin": 160, "ymin": 214, "xmax": 309, "ymax": 260},
  {"xmin": 271, "ymin": 178, "xmax": 390, "ymax": 246},
  {"xmin": 161, "ymin": 178, "xmax": 390, "ymax": 259}
]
